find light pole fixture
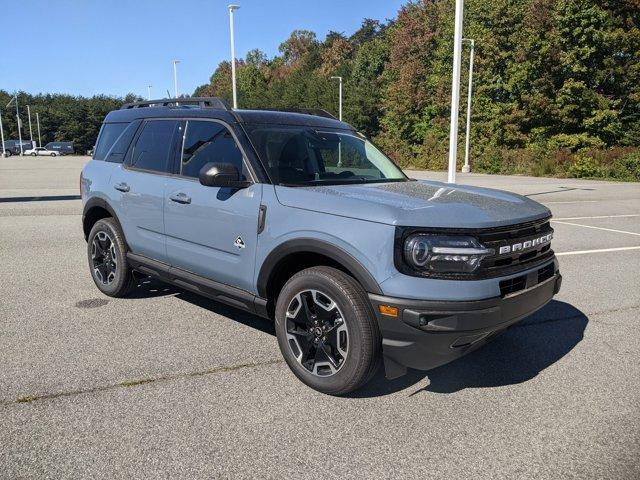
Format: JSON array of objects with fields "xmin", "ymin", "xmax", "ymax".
[
  {"xmin": 461, "ymin": 38, "xmax": 475, "ymax": 173},
  {"xmin": 330, "ymin": 76, "xmax": 343, "ymax": 121},
  {"xmin": 447, "ymin": 0, "xmax": 464, "ymax": 184},
  {"xmin": 173, "ymin": 60, "xmax": 181, "ymax": 98},
  {"xmin": 147, "ymin": 85, "xmax": 153, "ymax": 100},
  {"xmin": 228, "ymin": 4, "xmax": 241, "ymax": 109}
]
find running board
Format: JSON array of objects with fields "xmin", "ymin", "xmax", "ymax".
[{"xmin": 126, "ymin": 252, "xmax": 270, "ymax": 319}]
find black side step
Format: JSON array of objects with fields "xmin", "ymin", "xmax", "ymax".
[{"xmin": 127, "ymin": 253, "xmax": 270, "ymax": 319}]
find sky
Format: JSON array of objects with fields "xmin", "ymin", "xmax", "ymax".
[{"xmin": 1, "ymin": 0, "xmax": 405, "ymax": 98}]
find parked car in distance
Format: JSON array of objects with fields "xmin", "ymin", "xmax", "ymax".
[
  {"xmin": 45, "ymin": 141, "xmax": 74, "ymax": 155},
  {"xmin": 25, "ymin": 147, "xmax": 59, "ymax": 156},
  {"xmin": 81, "ymin": 97, "xmax": 561, "ymax": 395}
]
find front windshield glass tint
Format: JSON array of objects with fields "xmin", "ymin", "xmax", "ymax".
[{"xmin": 244, "ymin": 125, "xmax": 407, "ymax": 185}]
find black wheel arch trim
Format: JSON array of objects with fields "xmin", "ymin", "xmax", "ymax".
[
  {"xmin": 257, "ymin": 238, "xmax": 383, "ymax": 297},
  {"xmin": 82, "ymin": 197, "xmax": 125, "ymax": 242}
]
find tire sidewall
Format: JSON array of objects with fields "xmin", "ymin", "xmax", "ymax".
[
  {"xmin": 87, "ymin": 219, "xmax": 130, "ymax": 296},
  {"xmin": 275, "ymin": 269, "xmax": 374, "ymax": 394}
]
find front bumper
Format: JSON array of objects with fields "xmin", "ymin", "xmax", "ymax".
[{"xmin": 369, "ymin": 266, "xmax": 562, "ymax": 378}]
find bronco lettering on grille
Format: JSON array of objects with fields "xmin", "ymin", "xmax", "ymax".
[{"xmin": 498, "ymin": 233, "xmax": 553, "ymax": 255}]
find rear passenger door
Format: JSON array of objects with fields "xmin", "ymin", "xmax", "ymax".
[
  {"xmin": 164, "ymin": 119, "xmax": 262, "ymax": 293},
  {"xmin": 110, "ymin": 119, "xmax": 180, "ymax": 264}
]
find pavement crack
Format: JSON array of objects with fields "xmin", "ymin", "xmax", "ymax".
[{"xmin": 4, "ymin": 358, "xmax": 284, "ymax": 407}]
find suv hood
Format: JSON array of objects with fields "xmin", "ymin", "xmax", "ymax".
[{"xmin": 274, "ymin": 180, "xmax": 551, "ymax": 229}]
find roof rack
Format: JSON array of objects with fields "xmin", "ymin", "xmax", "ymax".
[
  {"xmin": 121, "ymin": 97, "xmax": 230, "ymax": 110},
  {"xmin": 255, "ymin": 107, "xmax": 338, "ymax": 120}
]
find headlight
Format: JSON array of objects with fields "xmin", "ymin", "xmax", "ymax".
[{"xmin": 403, "ymin": 234, "xmax": 494, "ymax": 274}]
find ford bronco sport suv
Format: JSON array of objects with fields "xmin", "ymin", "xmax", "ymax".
[{"xmin": 81, "ymin": 97, "xmax": 561, "ymax": 395}]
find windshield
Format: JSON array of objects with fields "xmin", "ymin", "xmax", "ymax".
[{"xmin": 244, "ymin": 125, "xmax": 407, "ymax": 186}]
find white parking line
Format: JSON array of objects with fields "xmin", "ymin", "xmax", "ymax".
[
  {"xmin": 553, "ymin": 214, "xmax": 640, "ymax": 221},
  {"xmin": 557, "ymin": 246, "xmax": 640, "ymax": 256},
  {"xmin": 551, "ymin": 220, "xmax": 640, "ymax": 237}
]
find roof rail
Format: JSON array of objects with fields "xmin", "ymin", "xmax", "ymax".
[
  {"xmin": 121, "ymin": 97, "xmax": 230, "ymax": 110},
  {"xmin": 255, "ymin": 107, "xmax": 338, "ymax": 120}
]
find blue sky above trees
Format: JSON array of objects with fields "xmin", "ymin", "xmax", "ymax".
[{"xmin": 2, "ymin": 0, "xmax": 404, "ymax": 97}]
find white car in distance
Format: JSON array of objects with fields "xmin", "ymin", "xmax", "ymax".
[{"xmin": 24, "ymin": 147, "xmax": 59, "ymax": 157}]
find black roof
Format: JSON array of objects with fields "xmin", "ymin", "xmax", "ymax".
[{"xmin": 104, "ymin": 97, "xmax": 351, "ymax": 130}]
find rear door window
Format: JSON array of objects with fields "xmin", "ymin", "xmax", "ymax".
[
  {"xmin": 129, "ymin": 120, "xmax": 179, "ymax": 173},
  {"xmin": 180, "ymin": 120, "xmax": 246, "ymax": 179},
  {"xmin": 93, "ymin": 123, "xmax": 128, "ymax": 161},
  {"xmin": 105, "ymin": 120, "xmax": 141, "ymax": 163}
]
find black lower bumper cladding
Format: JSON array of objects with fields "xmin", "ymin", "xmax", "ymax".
[{"xmin": 369, "ymin": 264, "xmax": 562, "ymax": 379}]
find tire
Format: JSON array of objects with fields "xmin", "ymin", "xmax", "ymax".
[
  {"xmin": 4, "ymin": 150, "xmax": 11, "ymax": 157},
  {"xmin": 87, "ymin": 217, "xmax": 135, "ymax": 297},
  {"xmin": 31, "ymin": 152, "xmax": 36, "ymax": 156},
  {"xmin": 50, "ymin": 153, "xmax": 56, "ymax": 157},
  {"xmin": 275, "ymin": 266, "xmax": 381, "ymax": 395}
]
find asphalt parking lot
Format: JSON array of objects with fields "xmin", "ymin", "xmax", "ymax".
[{"xmin": 1, "ymin": 156, "xmax": 639, "ymax": 479}]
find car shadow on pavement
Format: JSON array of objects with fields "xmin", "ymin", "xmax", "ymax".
[
  {"xmin": 352, "ymin": 300, "xmax": 588, "ymax": 398},
  {"xmin": 127, "ymin": 277, "xmax": 276, "ymax": 336}
]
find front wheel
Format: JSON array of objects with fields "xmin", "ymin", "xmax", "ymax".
[
  {"xmin": 87, "ymin": 218, "xmax": 135, "ymax": 297},
  {"xmin": 50, "ymin": 152, "xmax": 56, "ymax": 157},
  {"xmin": 275, "ymin": 266, "xmax": 381, "ymax": 395}
]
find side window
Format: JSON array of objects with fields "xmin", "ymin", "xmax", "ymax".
[
  {"xmin": 180, "ymin": 121, "xmax": 245, "ymax": 179},
  {"xmin": 130, "ymin": 120, "xmax": 178, "ymax": 173},
  {"xmin": 93, "ymin": 123, "xmax": 128, "ymax": 161},
  {"xmin": 105, "ymin": 120, "xmax": 141, "ymax": 163}
]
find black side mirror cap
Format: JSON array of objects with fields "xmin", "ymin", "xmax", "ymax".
[{"xmin": 199, "ymin": 162, "xmax": 251, "ymax": 189}]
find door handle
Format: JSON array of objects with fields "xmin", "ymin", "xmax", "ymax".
[
  {"xmin": 114, "ymin": 182, "xmax": 130, "ymax": 193},
  {"xmin": 169, "ymin": 192, "xmax": 191, "ymax": 204}
]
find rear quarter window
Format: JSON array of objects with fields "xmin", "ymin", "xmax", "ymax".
[{"xmin": 93, "ymin": 122, "xmax": 129, "ymax": 161}]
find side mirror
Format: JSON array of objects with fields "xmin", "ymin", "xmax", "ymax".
[{"xmin": 199, "ymin": 162, "xmax": 250, "ymax": 188}]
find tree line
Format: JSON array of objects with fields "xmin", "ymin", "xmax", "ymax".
[
  {"xmin": 196, "ymin": 0, "xmax": 640, "ymax": 180},
  {"xmin": 0, "ymin": 91, "xmax": 137, "ymax": 153}
]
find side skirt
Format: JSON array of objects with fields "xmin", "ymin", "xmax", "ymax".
[{"xmin": 127, "ymin": 253, "xmax": 270, "ymax": 319}]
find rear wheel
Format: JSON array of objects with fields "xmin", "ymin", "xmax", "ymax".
[
  {"xmin": 87, "ymin": 218, "xmax": 135, "ymax": 297},
  {"xmin": 31, "ymin": 152, "xmax": 36, "ymax": 156},
  {"xmin": 275, "ymin": 266, "xmax": 381, "ymax": 395}
]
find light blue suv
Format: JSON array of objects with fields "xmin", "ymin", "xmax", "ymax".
[{"xmin": 81, "ymin": 97, "xmax": 561, "ymax": 395}]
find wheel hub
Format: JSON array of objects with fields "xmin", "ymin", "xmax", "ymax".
[
  {"xmin": 285, "ymin": 290, "xmax": 349, "ymax": 377},
  {"xmin": 91, "ymin": 231, "xmax": 117, "ymax": 285}
]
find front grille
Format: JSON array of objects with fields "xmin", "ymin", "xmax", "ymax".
[{"xmin": 478, "ymin": 217, "xmax": 554, "ymax": 277}]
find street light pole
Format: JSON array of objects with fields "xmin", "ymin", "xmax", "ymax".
[
  {"xmin": 27, "ymin": 105, "xmax": 34, "ymax": 148},
  {"xmin": 173, "ymin": 60, "xmax": 180, "ymax": 98},
  {"xmin": 462, "ymin": 38, "xmax": 475, "ymax": 173},
  {"xmin": 0, "ymin": 110, "xmax": 6, "ymax": 157},
  {"xmin": 447, "ymin": 0, "xmax": 464, "ymax": 184},
  {"xmin": 228, "ymin": 4, "xmax": 240, "ymax": 109},
  {"xmin": 330, "ymin": 76, "xmax": 343, "ymax": 121},
  {"xmin": 15, "ymin": 95, "xmax": 23, "ymax": 156},
  {"xmin": 147, "ymin": 85, "xmax": 153, "ymax": 100},
  {"xmin": 36, "ymin": 112, "xmax": 42, "ymax": 147}
]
